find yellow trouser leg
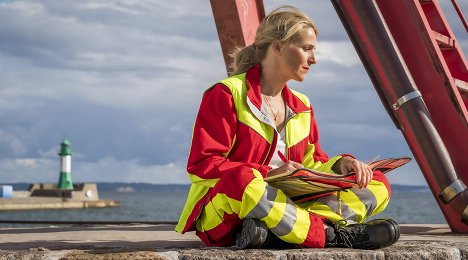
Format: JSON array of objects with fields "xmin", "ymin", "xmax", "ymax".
[
  {"xmin": 298, "ymin": 179, "xmax": 390, "ymax": 224},
  {"xmin": 195, "ymin": 169, "xmax": 325, "ymax": 247}
]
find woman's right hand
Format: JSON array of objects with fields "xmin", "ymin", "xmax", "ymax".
[{"xmin": 267, "ymin": 161, "xmax": 304, "ymax": 177}]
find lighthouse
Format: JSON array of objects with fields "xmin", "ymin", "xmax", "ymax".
[{"xmin": 58, "ymin": 138, "xmax": 73, "ymax": 190}]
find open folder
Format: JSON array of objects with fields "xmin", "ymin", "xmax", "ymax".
[{"xmin": 264, "ymin": 157, "xmax": 411, "ymax": 203}]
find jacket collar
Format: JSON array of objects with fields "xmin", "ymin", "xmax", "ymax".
[{"xmin": 245, "ymin": 64, "xmax": 311, "ymax": 114}]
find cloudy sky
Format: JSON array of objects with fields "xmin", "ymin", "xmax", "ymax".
[{"xmin": 0, "ymin": 0, "xmax": 466, "ymax": 185}]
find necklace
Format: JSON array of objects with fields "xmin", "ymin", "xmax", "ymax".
[{"xmin": 262, "ymin": 95, "xmax": 280, "ymax": 121}]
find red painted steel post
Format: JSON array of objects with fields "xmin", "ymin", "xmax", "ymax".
[
  {"xmin": 375, "ymin": 0, "xmax": 468, "ymax": 232},
  {"xmin": 331, "ymin": 0, "xmax": 468, "ymax": 232},
  {"xmin": 451, "ymin": 0, "xmax": 468, "ymax": 33},
  {"xmin": 210, "ymin": 0, "xmax": 265, "ymax": 75}
]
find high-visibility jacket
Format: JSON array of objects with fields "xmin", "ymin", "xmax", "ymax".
[{"xmin": 176, "ymin": 64, "xmax": 342, "ymax": 233}]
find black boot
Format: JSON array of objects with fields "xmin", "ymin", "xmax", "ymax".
[
  {"xmin": 235, "ymin": 218, "xmax": 269, "ymax": 249},
  {"xmin": 235, "ymin": 218, "xmax": 297, "ymax": 249},
  {"xmin": 325, "ymin": 219, "xmax": 400, "ymax": 250}
]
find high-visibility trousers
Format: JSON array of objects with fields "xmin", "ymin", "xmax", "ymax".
[
  {"xmin": 298, "ymin": 171, "xmax": 391, "ymax": 224},
  {"xmin": 194, "ymin": 170, "xmax": 390, "ymax": 247},
  {"xmin": 195, "ymin": 168, "xmax": 326, "ymax": 247}
]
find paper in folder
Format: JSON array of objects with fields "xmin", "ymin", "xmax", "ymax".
[{"xmin": 264, "ymin": 157, "xmax": 411, "ymax": 203}]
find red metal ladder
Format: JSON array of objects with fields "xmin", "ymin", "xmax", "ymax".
[
  {"xmin": 373, "ymin": 0, "xmax": 468, "ymax": 232},
  {"xmin": 420, "ymin": 0, "xmax": 467, "ymax": 108}
]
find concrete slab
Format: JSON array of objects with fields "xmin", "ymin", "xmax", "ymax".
[
  {"xmin": 0, "ymin": 197, "xmax": 119, "ymax": 210},
  {"xmin": 0, "ymin": 224, "xmax": 466, "ymax": 259}
]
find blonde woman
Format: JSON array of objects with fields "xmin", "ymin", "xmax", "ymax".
[{"xmin": 176, "ymin": 6, "xmax": 399, "ymax": 249}]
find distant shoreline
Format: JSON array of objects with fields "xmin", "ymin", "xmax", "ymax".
[{"xmin": 3, "ymin": 182, "xmax": 429, "ymax": 192}]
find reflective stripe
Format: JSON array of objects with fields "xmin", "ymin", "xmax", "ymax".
[
  {"xmin": 339, "ymin": 189, "xmax": 367, "ymax": 223},
  {"xmin": 280, "ymin": 204, "xmax": 311, "ymax": 244},
  {"xmin": 270, "ymin": 203, "xmax": 297, "ymax": 236},
  {"xmin": 312, "ymin": 193, "xmax": 357, "ymax": 223},
  {"xmin": 302, "ymin": 201, "xmax": 346, "ymax": 224},
  {"xmin": 245, "ymin": 185, "xmax": 278, "ymax": 219},
  {"xmin": 300, "ymin": 179, "xmax": 390, "ymax": 224},
  {"xmin": 245, "ymin": 183, "xmax": 307, "ymax": 240},
  {"xmin": 351, "ymin": 187, "xmax": 377, "ymax": 217},
  {"xmin": 261, "ymin": 189, "xmax": 288, "ymax": 228}
]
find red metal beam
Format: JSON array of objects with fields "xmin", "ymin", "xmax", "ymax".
[
  {"xmin": 375, "ymin": 0, "xmax": 468, "ymax": 232},
  {"xmin": 210, "ymin": 0, "xmax": 265, "ymax": 74},
  {"xmin": 331, "ymin": 0, "xmax": 468, "ymax": 232}
]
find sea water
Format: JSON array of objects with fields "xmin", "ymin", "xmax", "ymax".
[{"xmin": 0, "ymin": 188, "xmax": 445, "ymax": 226}]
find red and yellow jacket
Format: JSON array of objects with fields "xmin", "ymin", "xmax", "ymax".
[{"xmin": 175, "ymin": 65, "xmax": 342, "ymax": 233}]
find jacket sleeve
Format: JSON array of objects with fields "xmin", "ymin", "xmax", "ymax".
[
  {"xmin": 187, "ymin": 84, "xmax": 271, "ymax": 187},
  {"xmin": 301, "ymin": 105, "xmax": 342, "ymax": 173}
]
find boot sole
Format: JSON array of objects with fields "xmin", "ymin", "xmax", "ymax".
[
  {"xmin": 235, "ymin": 218, "xmax": 269, "ymax": 249},
  {"xmin": 363, "ymin": 218, "xmax": 400, "ymax": 249},
  {"xmin": 236, "ymin": 219, "xmax": 255, "ymax": 249},
  {"xmin": 385, "ymin": 219, "xmax": 400, "ymax": 246}
]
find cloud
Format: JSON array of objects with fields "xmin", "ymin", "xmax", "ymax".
[
  {"xmin": 315, "ymin": 41, "xmax": 361, "ymax": 68},
  {"xmin": 0, "ymin": 129, "xmax": 27, "ymax": 156},
  {"xmin": 0, "ymin": 0, "xmax": 465, "ymax": 187},
  {"xmin": 0, "ymin": 156, "xmax": 189, "ymax": 184},
  {"xmin": 74, "ymin": 157, "xmax": 188, "ymax": 184}
]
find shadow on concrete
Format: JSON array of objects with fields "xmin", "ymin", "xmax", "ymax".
[
  {"xmin": 0, "ymin": 239, "xmax": 205, "ymax": 251},
  {"xmin": 0, "ymin": 224, "xmax": 175, "ymax": 234}
]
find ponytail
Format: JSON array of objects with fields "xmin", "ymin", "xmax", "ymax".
[{"xmin": 229, "ymin": 44, "xmax": 258, "ymax": 76}]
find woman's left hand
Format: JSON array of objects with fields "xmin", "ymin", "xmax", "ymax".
[{"xmin": 335, "ymin": 157, "xmax": 373, "ymax": 189}]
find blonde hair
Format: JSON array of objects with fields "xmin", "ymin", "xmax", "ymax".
[{"xmin": 230, "ymin": 6, "xmax": 318, "ymax": 75}]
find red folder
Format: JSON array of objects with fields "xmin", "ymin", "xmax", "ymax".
[{"xmin": 264, "ymin": 157, "xmax": 411, "ymax": 203}]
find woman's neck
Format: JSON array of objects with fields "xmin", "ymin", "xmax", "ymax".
[{"xmin": 260, "ymin": 63, "xmax": 287, "ymax": 97}]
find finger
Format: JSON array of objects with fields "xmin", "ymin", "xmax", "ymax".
[
  {"xmin": 366, "ymin": 165, "xmax": 374, "ymax": 187},
  {"xmin": 362, "ymin": 163, "xmax": 372, "ymax": 188},
  {"xmin": 290, "ymin": 161, "xmax": 304, "ymax": 169},
  {"xmin": 357, "ymin": 161, "xmax": 367, "ymax": 189},
  {"xmin": 353, "ymin": 161, "xmax": 363, "ymax": 186},
  {"xmin": 363, "ymin": 163, "xmax": 370, "ymax": 188},
  {"xmin": 285, "ymin": 163, "xmax": 298, "ymax": 172}
]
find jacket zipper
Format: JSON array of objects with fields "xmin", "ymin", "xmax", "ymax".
[{"xmin": 262, "ymin": 129, "xmax": 277, "ymax": 165}]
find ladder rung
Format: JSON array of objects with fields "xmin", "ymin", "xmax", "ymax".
[
  {"xmin": 432, "ymin": 30, "xmax": 455, "ymax": 49},
  {"xmin": 454, "ymin": 78, "xmax": 468, "ymax": 94}
]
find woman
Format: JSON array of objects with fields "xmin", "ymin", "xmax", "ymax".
[{"xmin": 176, "ymin": 6, "xmax": 399, "ymax": 249}]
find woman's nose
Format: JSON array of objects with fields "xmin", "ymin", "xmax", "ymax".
[{"xmin": 308, "ymin": 52, "xmax": 316, "ymax": 65}]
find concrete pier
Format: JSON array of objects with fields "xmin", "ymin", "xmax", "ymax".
[
  {"xmin": 0, "ymin": 197, "xmax": 119, "ymax": 210},
  {"xmin": 0, "ymin": 223, "xmax": 466, "ymax": 259}
]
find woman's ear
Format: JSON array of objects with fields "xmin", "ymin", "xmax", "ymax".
[{"xmin": 271, "ymin": 40, "xmax": 283, "ymax": 55}]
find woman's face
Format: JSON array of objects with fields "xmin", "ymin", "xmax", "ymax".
[{"xmin": 278, "ymin": 27, "xmax": 317, "ymax": 82}]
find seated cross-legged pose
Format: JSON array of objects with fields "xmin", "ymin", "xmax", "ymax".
[{"xmin": 176, "ymin": 5, "xmax": 399, "ymax": 250}]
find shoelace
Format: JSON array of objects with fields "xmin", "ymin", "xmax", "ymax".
[{"xmin": 333, "ymin": 220, "xmax": 368, "ymax": 248}]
